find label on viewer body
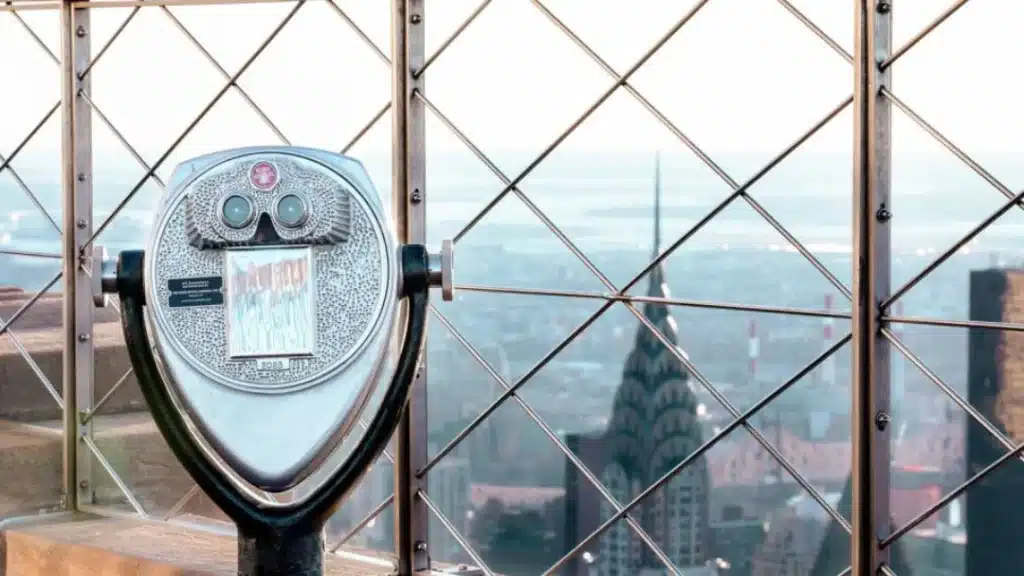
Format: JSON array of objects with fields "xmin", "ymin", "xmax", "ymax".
[{"xmin": 167, "ymin": 276, "xmax": 225, "ymax": 309}]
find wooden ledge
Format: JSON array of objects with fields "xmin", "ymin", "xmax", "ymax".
[{"xmin": 1, "ymin": 516, "xmax": 396, "ymax": 575}]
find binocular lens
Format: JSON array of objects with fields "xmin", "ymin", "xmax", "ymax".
[
  {"xmin": 275, "ymin": 194, "xmax": 308, "ymax": 228},
  {"xmin": 221, "ymin": 194, "xmax": 255, "ymax": 229}
]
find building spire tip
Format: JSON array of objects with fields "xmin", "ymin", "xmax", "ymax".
[{"xmin": 654, "ymin": 151, "xmax": 661, "ymax": 256}]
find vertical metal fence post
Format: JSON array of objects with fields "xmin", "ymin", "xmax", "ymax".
[
  {"xmin": 393, "ymin": 0, "xmax": 429, "ymax": 572},
  {"xmin": 851, "ymin": 1, "xmax": 893, "ymax": 574},
  {"xmin": 59, "ymin": 0, "xmax": 80, "ymax": 512},
  {"xmin": 73, "ymin": 3, "xmax": 96, "ymax": 511}
]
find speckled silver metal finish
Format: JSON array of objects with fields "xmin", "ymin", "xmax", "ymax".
[{"xmin": 142, "ymin": 147, "xmax": 399, "ymax": 493}]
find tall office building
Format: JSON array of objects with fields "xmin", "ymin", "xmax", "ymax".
[
  {"xmin": 965, "ymin": 268, "xmax": 1024, "ymax": 574},
  {"xmin": 565, "ymin": 154, "xmax": 713, "ymax": 575},
  {"xmin": 427, "ymin": 455, "xmax": 472, "ymax": 563},
  {"xmin": 807, "ymin": 473, "xmax": 913, "ymax": 575}
]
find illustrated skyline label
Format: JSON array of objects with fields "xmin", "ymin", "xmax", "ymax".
[{"xmin": 225, "ymin": 247, "xmax": 315, "ymax": 359}]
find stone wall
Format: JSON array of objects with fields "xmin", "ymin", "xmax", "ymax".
[{"xmin": 0, "ymin": 287, "xmax": 144, "ymax": 422}]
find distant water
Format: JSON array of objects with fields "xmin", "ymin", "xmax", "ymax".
[{"xmin": 3, "ymin": 151, "xmax": 1022, "ymax": 305}]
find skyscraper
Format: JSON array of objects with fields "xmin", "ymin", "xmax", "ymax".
[
  {"xmin": 565, "ymin": 154, "xmax": 713, "ymax": 575},
  {"xmin": 428, "ymin": 455, "xmax": 472, "ymax": 563},
  {"xmin": 807, "ymin": 473, "xmax": 913, "ymax": 575},
  {"xmin": 965, "ymin": 268, "xmax": 1024, "ymax": 574}
]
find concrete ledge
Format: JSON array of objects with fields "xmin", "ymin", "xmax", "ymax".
[
  {"xmin": 0, "ymin": 414, "xmax": 225, "ymax": 522},
  {"xmin": 0, "ymin": 286, "xmax": 143, "ymax": 421},
  {"xmin": 90, "ymin": 413, "xmax": 227, "ymax": 522},
  {"xmin": 0, "ymin": 420, "xmax": 62, "ymax": 515},
  {"xmin": 0, "ymin": 517, "xmax": 396, "ymax": 575},
  {"xmin": 0, "ymin": 322, "xmax": 145, "ymax": 422}
]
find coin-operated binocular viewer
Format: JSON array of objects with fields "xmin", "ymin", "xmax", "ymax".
[{"xmin": 92, "ymin": 147, "xmax": 453, "ymax": 575}]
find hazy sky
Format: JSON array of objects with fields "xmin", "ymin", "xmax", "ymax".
[{"xmin": 1, "ymin": 0, "xmax": 1022, "ymax": 172}]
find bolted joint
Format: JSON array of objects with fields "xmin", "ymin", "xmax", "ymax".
[
  {"xmin": 414, "ymin": 541, "xmax": 428, "ymax": 552},
  {"xmin": 75, "ymin": 25, "xmax": 87, "ymax": 38},
  {"xmin": 410, "ymin": 13, "xmax": 422, "ymax": 24},
  {"xmin": 410, "ymin": 188, "xmax": 423, "ymax": 204},
  {"xmin": 77, "ymin": 333, "xmax": 90, "ymax": 343},
  {"xmin": 876, "ymin": 205, "xmax": 892, "ymax": 222},
  {"xmin": 877, "ymin": 0, "xmax": 891, "ymax": 14},
  {"xmin": 875, "ymin": 411, "xmax": 890, "ymax": 431}
]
